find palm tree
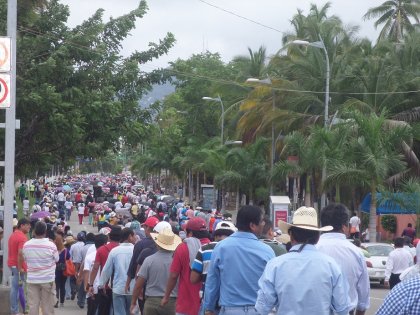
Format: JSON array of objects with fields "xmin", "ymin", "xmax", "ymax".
[
  {"xmin": 326, "ymin": 110, "xmax": 412, "ymax": 242},
  {"xmin": 363, "ymin": 0, "xmax": 420, "ymax": 42}
]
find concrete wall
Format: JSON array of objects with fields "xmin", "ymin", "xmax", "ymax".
[{"xmin": 377, "ymin": 214, "xmax": 418, "ymax": 241}]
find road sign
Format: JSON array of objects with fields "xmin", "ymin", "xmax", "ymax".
[
  {"xmin": 0, "ymin": 37, "xmax": 11, "ymax": 72},
  {"xmin": 0, "ymin": 74, "xmax": 10, "ymax": 108}
]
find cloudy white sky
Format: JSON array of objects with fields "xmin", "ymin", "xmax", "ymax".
[{"xmin": 61, "ymin": 0, "xmax": 385, "ymax": 69}]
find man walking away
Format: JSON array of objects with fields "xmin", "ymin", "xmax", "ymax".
[
  {"xmin": 191, "ymin": 221, "xmax": 237, "ymax": 315},
  {"xmin": 385, "ymin": 237, "xmax": 413, "ymax": 289},
  {"xmin": 130, "ymin": 228, "xmax": 182, "ymax": 315},
  {"xmin": 162, "ymin": 217, "xmax": 211, "ymax": 315},
  {"xmin": 8, "ymin": 218, "xmax": 30, "ymax": 315},
  {"xmin": 204, "ymin": 205, "xmax": 275, "ymax": 315},
  {"xmin": 22, "ymin": 221, "xmax": 59, "ymax": 315},
  {"xmin": 349, "ymin": 212, "xmax": 361, "ymax": 239},
  {"xmin": 256, "ymin": 206, "xmax": 350, "ymax": 315},
  {"xmin": 99, "ymin": 227, "xmax": 136, "ymax": 315},
  {"xmin": 317, "ymin": 203, "xmax": 370, "ymax": 315},
  {"xmin": 88, "ymin": 226, "xmax": 121, "ymax": 315}
]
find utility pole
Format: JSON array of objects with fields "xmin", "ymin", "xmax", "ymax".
[{"xmin": 2, "ymin": 0, "xmax": 17, "ymax": 286}]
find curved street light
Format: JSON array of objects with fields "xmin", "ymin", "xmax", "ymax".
[
  {"xmin": 246, "ymin": 77, "xmax": 275, "ymax": 196},
  {"xmin": 290, "ymin": 36, "xmax": 330, "ymax": 209},
  {"xmin": 202, "ymin": 95, "xmax": 225, "ymax": 145}
]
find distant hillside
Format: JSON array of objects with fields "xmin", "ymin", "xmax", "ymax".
[{"xmin": 139, "ymin": 82, "xmax": 175, "ymax": 108}]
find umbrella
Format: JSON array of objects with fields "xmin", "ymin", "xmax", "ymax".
[
  {"xmin": 18, "ymin": 282, "xmax": 25, "ymax": 311},
  {"xmin": 63, "ymin": 185, "xmax": 72, "ymax": 192},
  {"xmin": 30, "ymin": 211, "xmax": 51, "ymax": 220}
]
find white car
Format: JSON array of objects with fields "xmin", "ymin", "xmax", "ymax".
[{"xmin": 362, "ymin": 243, "xmax": 394, "ymax": 283}]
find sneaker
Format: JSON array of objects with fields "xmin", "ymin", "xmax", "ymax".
[
  {"xmin": 60, "ymin": 303, "xmax": 64, "ymax": 307},
  {"xmin": 54, "ymin": 301, "xmax": 59, "ymax": 308},
  {"xmin": 71, "ymin": 292, "xmax": 76, "ymax": 300}
]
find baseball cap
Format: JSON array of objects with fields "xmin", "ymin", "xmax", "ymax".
[
  {"xmin": 99, "ymin": 227, "xmax": 112, "ymax": 235},
  {"xmin": 143, "ymin": 216, "xmax": 159, "ymax": 228},
  {"xmin": 186, "ymin": 217, "xmax": 207, "ymax": 231},
  {"xmin": 215, "ymin": 221, "xmax": 237, "ymax": 233},
  {"xmin": 154, "ymin": 221, "xmax": 171, "ymax": 233}
]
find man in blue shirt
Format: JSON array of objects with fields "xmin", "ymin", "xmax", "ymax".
[
  {"xmin": 256, "ymin": 206, "xmax": 350, "ymax": 315},
  {"xmin": 98, "ymin": 227, "xmax": 136, "ymax": 315},
  {"xmin": 317, "ymin": 203, "xmax": 370, "ymax": 315},
  {"xmin": 204, "ymin": 205, "xmax": 275, "ymax": 315}
]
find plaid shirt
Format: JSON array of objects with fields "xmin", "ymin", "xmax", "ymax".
[{"xmin": 376, "ymin": 276, "xmax": 420, "ymax": 315}]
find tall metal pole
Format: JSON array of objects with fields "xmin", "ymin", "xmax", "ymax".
[
  {"xmin": 320, "ymin": 36, "xmax": 330, "ymax": 210},
  {"xmin": 270, "ymin": 88, "xmax": 275, "ymax": 196},
  {"xmin": 218, "ymin": 95, "xmax": 224, "ymax": 145},
  {"xmin": 2, "ymin": 0, "xmax": 17, "ymax": 286}
]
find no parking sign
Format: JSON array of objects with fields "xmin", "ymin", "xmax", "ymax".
[{"xmin": 0, "ymin": 74, "xmax": 10, "ymax": 108}]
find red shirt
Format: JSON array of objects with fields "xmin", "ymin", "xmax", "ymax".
[
  {"xmin": 95, "ymin": 241, "xmax": 119, "ymax": 269},
  {"xmin": 7, "ymin": 230, "xmax": 28, "ymax": 270},
  {"xmin": 170, "ymin": 238, "xmax": 211, "ymax": 315}
]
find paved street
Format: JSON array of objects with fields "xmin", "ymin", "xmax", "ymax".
[{"xmin": 57, "ymin": 212, "xmax": 95, "ymax": 315}]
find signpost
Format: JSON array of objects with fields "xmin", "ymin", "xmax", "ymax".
[
  {"xmin": 1, "ymin": 0, "xmax": 17, "ymax": 286},
  {"xmin": 270, "ymin": 196, "xmax": 291, "ymax": 225},
  {"xmin": 0, "ymin": 74, "xmax": 10, "ymax": 108}
]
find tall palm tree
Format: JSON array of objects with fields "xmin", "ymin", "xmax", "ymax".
[
  {"xmin": 326, "ymin": 110, "xmax": 412, "ymax": 242},
  {"xmin": 363, "ymin": 0, "xmax": 420, "ymax": 42}
]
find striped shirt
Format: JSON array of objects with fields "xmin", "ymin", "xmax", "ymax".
[{"xmin": 22, "ymin": 238, "xmax": 59, "ymax": 283}]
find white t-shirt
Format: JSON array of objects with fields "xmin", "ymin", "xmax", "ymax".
[
  {"xmin": 65, "ymin": 201, "xmax": 73, "ymax": 210},
  {"xmin": 84, "ymin": 249, "xmax": 99, "ymax": 294},
  {"xmin": 78, "ymin": 205, "xmax": 85, "ymax": 215},
  {"xmin": 349, "ymin": 216, "xmax": 361, "ymax": 232},
  {"xmin": 114, "ymin": 201, "xmax": 123, "ymax": 209},
  {"xmin": 57, "ymin": 192, "xmax": 65, "ymax": 202},
  {"xmin": 23, "ymin": 199, "xmax": 30, "ymax": 211}
]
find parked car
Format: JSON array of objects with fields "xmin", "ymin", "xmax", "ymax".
[{"xmin": 362, "ymin": 243, "xmax": 394, "ymax": 283}]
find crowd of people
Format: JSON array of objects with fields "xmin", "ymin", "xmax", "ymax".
[{"xmin": 4, "ymin": 176, "xmax": 420, "ymax": 315}]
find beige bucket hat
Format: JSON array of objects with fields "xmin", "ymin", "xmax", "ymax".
[
  {"xmin": 150, "ymin": 228, "xmax": 182, "ymax": 251},
  {"xmin": 278, "ymin": 206, "xmax": 333, "ymax": 234}
]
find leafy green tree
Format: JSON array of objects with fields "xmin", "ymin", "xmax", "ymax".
[
  {"xmin": 326, "ymin": 110, "xmax": 412, "ymax": 242},
  {"xmin": 0, "ymin": 0, "xmax": 175, "ymax": 176},
  {"xmin": 363, "ymin": 0, "xmax": 420, "ymax": 42}
]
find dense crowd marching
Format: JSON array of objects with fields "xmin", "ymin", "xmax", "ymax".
[{"xmin": 3, "ymin": 175, "xmax": 420, "ymax": 315}]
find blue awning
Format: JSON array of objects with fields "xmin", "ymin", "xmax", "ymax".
[{"xmin": 361, "ymin": 193, "xmax": 418, "ymax": 215}]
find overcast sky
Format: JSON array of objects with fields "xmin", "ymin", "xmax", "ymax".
[{"xmin": 61, "ymin": 0, "xmax": 385, "ymax": 69}]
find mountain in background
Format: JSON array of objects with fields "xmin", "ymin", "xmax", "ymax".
[{"xmin": 139, "ymin": 82, "xmax": 175, "ymax": 108}]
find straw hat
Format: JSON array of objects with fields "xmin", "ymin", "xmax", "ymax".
[
  {"xmin": 276, "ymin": 233, "xmax": 291, "ymax": 244},
  {"xmin": 278, "ymin": 206, "xmax": 333, "ymax": 234},
  {"xmin": 64, "ymin": 235, "xmax": 77, "ymax": 246},
  {"xmin": 150, "ymin": 228, "xmax": 182, "ymax": 251}
]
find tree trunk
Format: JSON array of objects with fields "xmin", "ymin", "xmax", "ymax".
[
  {"xmin": 369, "ymin": 186, "xmax": 377, "ymax": 242},
  {"xmin": 221, "ymin": 186, "xmax": 225, "ymax": 213},
  {"xmin": 335, "ymin": 184, "xmax": 341, "ymax": 203},
  {"xmin": 304, "ymin": 175, "xmax": 311, "ymax": 206},
  {"xmin": 249, "ymin": 188, "xmax": 253, "ymax": 205},
  {"xmin": 182, "ymin": 175, "xmax": 186, "ymax": 200},
  {"xmin": 188, "ymin": 169, "xmax": 193, "ymax": 204},
  {"xmin": 236, "ymin": 186, "xmax": 240, "ymax": 212},
  {"xmin": 196, "ymin": 172, "xmax": 200, "ymax": 203}
]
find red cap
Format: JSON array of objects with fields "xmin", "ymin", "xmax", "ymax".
[
  {"xmin": 144, "ymin": 216, "xmax": 159, "ymax": 228},
  {"xmin": 186, "ymin": 217, "xmax": 207, "ymax": 231}
]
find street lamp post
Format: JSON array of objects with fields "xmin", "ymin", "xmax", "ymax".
[
  {"xmin": 246, "ymin": 78, "xmax": 275, "ymax": 197},
  {"xmin": 291, "ymin": 36, "xmax": 330, "ymax": 209},
  {"xmin": 202, "ymin": 95, "xmax": 225, "ymax": 145}
]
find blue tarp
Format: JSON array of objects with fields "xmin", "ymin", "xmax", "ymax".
[{"xmin": 361, "ymin": 193, "xmax": 419, "ymax": 215}]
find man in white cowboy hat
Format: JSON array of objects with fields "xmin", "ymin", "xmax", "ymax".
[
  {"xmin": 255, "ymin": 206, "xmax": 350, "ymax": 315},
  {"xmin": 317, "ymin": 203, "xmax": 370, "ymax": 315},
  {"xmin": 130, "ymin": 228, "xmax": 182, "ymax": 315}
]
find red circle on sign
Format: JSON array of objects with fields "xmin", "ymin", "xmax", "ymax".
[
  {"xmin": 0, "ymin": 78, "xmax": 9, "ymax": 104},
  {"xmin": 0, "ymin": 42, "xmax": 9, "ymax": 68}
]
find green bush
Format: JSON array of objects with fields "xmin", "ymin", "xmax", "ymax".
[{"xmin": 381, "ymin": 215, "xmax": 397, "ymax": 234}]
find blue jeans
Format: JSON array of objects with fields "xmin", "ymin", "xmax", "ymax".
[
  {"xmin": 10, "ymin": 267, "xmax": 25, "ymax": 314},
  {"xmin": 112, "ymin": 293, "xmax": 131, "ymax": 315}
]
